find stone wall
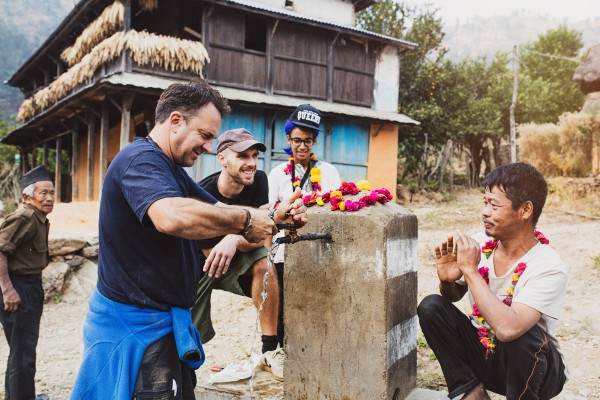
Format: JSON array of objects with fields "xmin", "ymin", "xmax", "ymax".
[{"xmin": 43, "ymin": 237, "xmax": 98, "ymax": 303}]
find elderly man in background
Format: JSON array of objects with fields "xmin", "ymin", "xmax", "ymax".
[{"xmin": 0, "ymin": 165, "xmax": 54, "ymax": 400}]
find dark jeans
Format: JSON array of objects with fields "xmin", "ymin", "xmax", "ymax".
[
  {"xmin": 133, "ymin": 333, "xmax": 196, "ymax": 400},
  {"xmin": 0, "ymin": 274, "xmax": 44, "ymax": 400},
  {"xmin": 275, "ymin": 262, "xmax": 284, "ymax": 348},
  {"xmin": 417, "ymin": 294, "xmax": 566, "ymax": 400}
]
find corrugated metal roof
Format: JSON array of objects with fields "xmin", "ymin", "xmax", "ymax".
[
  {"xmin": 102, "ymin": 72, "xmax": 419, "ymax": 125},
  {"xmin": 222, "ymin": 0, "xmax": 417, "ymax": 49}
]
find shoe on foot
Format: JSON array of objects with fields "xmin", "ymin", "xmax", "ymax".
[{"xmin": 259, "ymin": 348, "xmax": 284, "ymax": 381}]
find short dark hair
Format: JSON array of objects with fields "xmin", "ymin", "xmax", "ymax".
[
  {"xmin": 155, "ymin": 81, "xmax": 231, "ymax": 124},
  {"xmin": 484, "ymin": 162, "xmax": 548, "ymax": 225}
]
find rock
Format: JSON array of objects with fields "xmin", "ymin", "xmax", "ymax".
[
  {"xmin": 42, "ymin": 262, "xmax": 70, "ymax": 301},
  {"xmin": 573, "ymin": 44, "xmax": 600, "ymax": 94},
  {"xmin": 81, "ymin": 245, "xmax": 99, "ymax": 258},
  {"xmin": 396, "ymin": 184, "xmax": 412, "ymax": 206},
  {"xmin": 66, "ymin": 255, "xmax": 85, "ymax": 268},
  {"xmin": 85, "ymin": 236, "xmax": 99, "ymax": 246},
  {"xmin": 49, "ymin": 239, "xmax": 86, "ymax": 256},
  {"xmin": 51, "ymin": 255, "xmax": 65, "ymax": 263},
  {"xmin": 62, "ymin": 259, "xmax": 98, "ymax": 303}
]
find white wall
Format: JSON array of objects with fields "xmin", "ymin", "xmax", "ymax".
[
  {"xmin": 373, "ymin": 45, "xmax": 400, "ymax": 112},
  {"xmin": 251, "ymin": 0, "xmax": 356, "ymax": 26}
]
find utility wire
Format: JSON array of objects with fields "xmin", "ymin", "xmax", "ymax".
[{"xmin": 521, "ymin": 49, "xmax": 580, "ymax": 63}]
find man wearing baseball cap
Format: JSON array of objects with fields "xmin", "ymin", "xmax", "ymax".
[
  {"xmin": 192, "ymin": 128, "xmax": 284, "ymax": 380},
  {"xmin": 267, "ymin": 104, "xmax": 341, "ymax": 349}
]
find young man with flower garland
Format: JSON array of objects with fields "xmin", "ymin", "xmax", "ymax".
[
  {"xmin": 267, "ymin": 104, "xmax": 342, "ymax": 347},
  {"xmin": 191, "ymin": 128, "xmax": 284, "ymax": 381},
  {"xmin": 418, "ymin": 163, "xmax": 568, "ymax": 400}
]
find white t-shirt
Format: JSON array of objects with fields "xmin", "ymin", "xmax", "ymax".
[
  {"xmin": 467, "ymin": 232, "xmax": 569, "ymax": 373},
  {"xmin": 268, "ymin": 159, "xmax": 341, "ymax": 263}
]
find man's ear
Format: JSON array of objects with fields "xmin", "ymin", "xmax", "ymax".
[
  {"xmin": 217, "ymin": 151, "xmax": 226, "ymax": 167},
  {"xmin": 521, "ymin": 200, "xmax": 534, "ymax": 222},
  {"xmin": 168, "ymin": 111, "xmax": 185, "ymax": 132}
]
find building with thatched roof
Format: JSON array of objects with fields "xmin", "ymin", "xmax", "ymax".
[{"xmin": 4, "ymin": 0, "xmax": 418, "ymax": 202}]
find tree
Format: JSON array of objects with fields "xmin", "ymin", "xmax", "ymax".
[
  {"xmin": 519, "ymin": 25, "xmax": 584, "ymax": 124},
  {"xmin": 357, "ymin": 0, "xmax": 449, "ymax": 185}
]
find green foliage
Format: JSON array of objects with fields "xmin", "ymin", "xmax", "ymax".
[
  {"xmin": 592, "ymin": 254, "xmax": 600, "ymax": 269},
  {"xmin": 0, "ymin": 117, "xmax": 18, "ymax": 164},
  {"xmin": 358, "ymin": 0, "xmax": 449, "ymax": 182},
  {"xmin": 519, "ymin": 25, "xmax": 585, "ymax": 124}
]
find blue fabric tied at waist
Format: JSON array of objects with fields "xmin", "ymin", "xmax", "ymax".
[{"xmin": 70, "ymin": 288, "xmax": 204, "ymax": 399}]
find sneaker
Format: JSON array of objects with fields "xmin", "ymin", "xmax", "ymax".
[{"xmin": 259, "ymin": 348, "xmax": 284, "ymax": 381}]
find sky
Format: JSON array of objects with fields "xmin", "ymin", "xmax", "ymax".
[{"xmin": 405, "ymin": 0, "xmax": 600, "ymax": 24}]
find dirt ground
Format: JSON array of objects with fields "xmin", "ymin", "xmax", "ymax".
[{"xmin": 1, "ymin": 185, "xmax": 599, "ymax": 399}]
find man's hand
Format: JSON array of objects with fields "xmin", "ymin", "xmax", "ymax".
[
  {"xmin": 2, "ymin": 286, "xmax": 20, "ymax": 313},
  {"xmin": 244, "ymin": 209, "xmax": 277, "ymax": 243},
  {"xmin": 454, "ymin": 232, "xmax": 481, "ymax": 276},
  {"xmin": 204, "ymin": 235, "xmax": 240, "ymax": 278},
  {"xmin": 435, "ymin": 235, "xmax": 462, "ymax": 283},
  {"xmin": 275, "ymin": 188, "xmax": 308, "ymax": 227}
]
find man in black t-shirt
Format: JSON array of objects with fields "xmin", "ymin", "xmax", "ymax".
[{"xmin": 192, "ymin": 128, "xmax": 284, "ymax": 381}]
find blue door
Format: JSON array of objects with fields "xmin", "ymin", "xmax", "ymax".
[{"xmin": 328, "ymin": 118, "xmax": 369, "ymax": 182}]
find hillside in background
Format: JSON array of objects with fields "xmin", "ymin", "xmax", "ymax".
[
  {"xmin": 443, "ymin": 10, "xmax": 600, "ymax": 61},
  {"xmin": 0, "ymin": 0, "xmax": 72, "ymax": 119}
]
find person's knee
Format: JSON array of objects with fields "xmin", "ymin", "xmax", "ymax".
[
  {"xmin": 250, "ymin": 257, "xmax": 268, "ymax": 276},
  {"xmin": 417, "ymin": 294, "xmax": 445, "ymax": 320}
]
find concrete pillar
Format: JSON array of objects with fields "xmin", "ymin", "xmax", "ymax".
[{"xmin": 284, "ymin": 201, "xmax": 418, "ymax": 400}]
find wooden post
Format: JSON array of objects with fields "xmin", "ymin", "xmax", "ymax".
[
  {"xmin": 439, "ymin": 139, "xmax": 452, "ymax": 192},
  {"xmin": 21, "ymin": 149, "xmax": 28, "ymax": 174},
  {"xmin": 55, "ymin": 137, "xmax": 62, "ymax": 203},
  {"xmin": 99, "ymin": 100, "xmax": 109, "ymax": 195},
  {"xmin": 418, "ymin": 133, "xmax": 428, "ymax": 190},
  {"xmin": 120, "ymin": 93, "xmax": 135, "ymax": 150},
  {"xmin": 31, "ymin": 146, "xmax": 37, "ymax": 168},
  {"xmin": 42, "ymin": 142, "xmax": 49, "ymax": 167},
  {"xmin": 72, "ymin": 121, "xmax": 80, "ymax": 201},
  {"xmin": 510, "ymin": 45, "xmax": 519, "ymax": 163},
  {"xmin": 87, "ymin": 115, "xmax": 96, "ymax": 201}
]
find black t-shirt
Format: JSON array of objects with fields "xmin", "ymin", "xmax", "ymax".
[
  {"xmin": 97, "ymin": 137, "xmax": 218, "ymax": 310},
  {"xmin": 196, "ymin": 170, "xmax": 269, "ymax": 249}
]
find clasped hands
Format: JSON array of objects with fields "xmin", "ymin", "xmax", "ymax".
[{"xmin": 435, "ymin": 232, "xmax": 482, "ymax": 283}]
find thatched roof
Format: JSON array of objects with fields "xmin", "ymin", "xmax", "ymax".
[
  {"xmin": 138, "ymin": 0, "xmax": 159, "ymax": 11},
  {"xmin": 61, "ymin": 1, "xmax": 125, "ymax": 67},
  {"xmin": 17, "ymin": 30, "xmax": 210, "ymax": 122}
]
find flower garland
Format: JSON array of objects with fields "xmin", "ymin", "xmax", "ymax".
[
  {"xmin": 303, "ymin": 180, "xmax": 393, "ymax": 212},
  {"xmin": 472, "ymin": 230, "xmax": 549, "ymax": 357},
  {"xmin": 283, "ymin": 153, "xmax": 321, "ymax": 192}
]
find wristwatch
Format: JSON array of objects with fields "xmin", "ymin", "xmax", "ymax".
[
  {"xmin": 241, "ymin": 209, "xmax": 253, "ymax": 237},
  {"xmin": 268, "ymin": 207, "xmax": 277, "ymax": 223}
]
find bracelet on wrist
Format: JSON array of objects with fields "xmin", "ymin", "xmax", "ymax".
[
  {"xmin": 240, "ymin": 209, "xmax": 253, "ymax": 237},
  {"xmin": 268, "ymin": 207, "xmax": 277, "ymax": 223}
]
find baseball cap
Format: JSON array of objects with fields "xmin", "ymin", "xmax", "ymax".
[
  {"xmin": 216, "ymin": 128, "xmax": 267, "ymax": 154},
  {"xmin": 288, "ymin": 104, "xmax": 323, "ymax": 132}
]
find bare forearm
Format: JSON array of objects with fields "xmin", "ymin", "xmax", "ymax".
[
  {"xmin": 0, "ymin": 252, "xmax": 13, "ymax": 293},
  {"xmin": 463, "ymin": 270, "xmax": 519, "ymax": 337},
  {"xmin": 236, "ymin": 236, "xmax": 265, "ymax": 252},
  {"xmin": 439, "ymin": 281, "xmax": 467, "ymax": 302},
  {"xmin": 149, "ymin": 198, "xmax": 246, "ymax": 240}
]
